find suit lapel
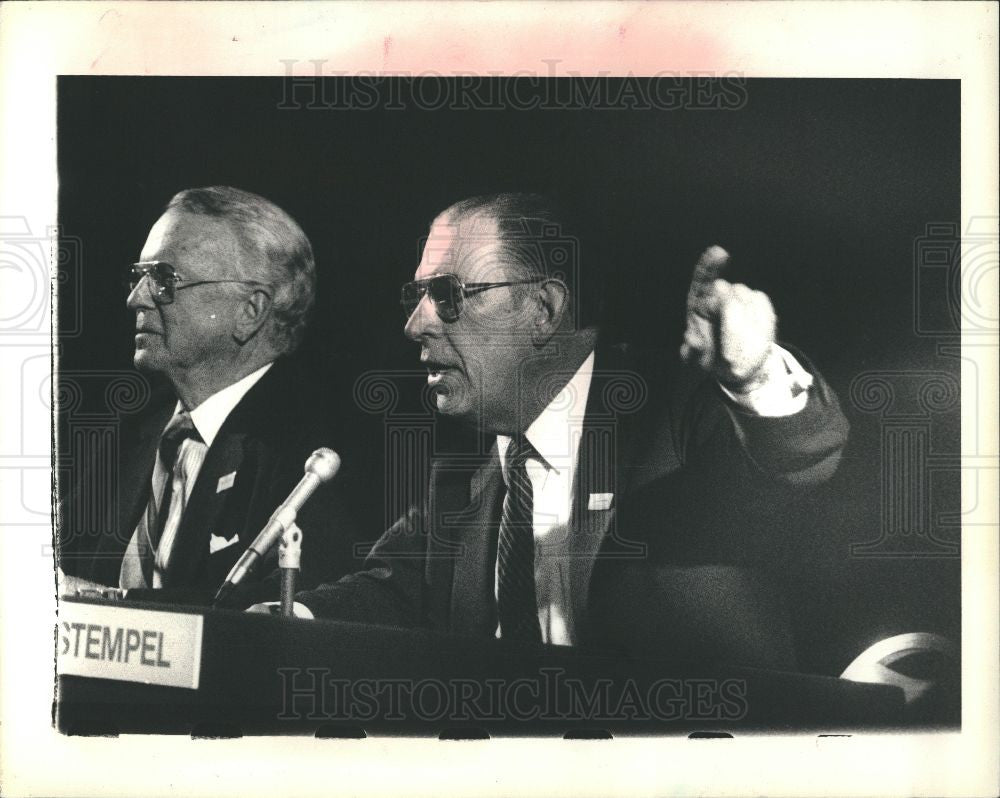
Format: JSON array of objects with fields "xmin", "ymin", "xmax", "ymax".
[
  {"xmin": 568, "ymin": 378, "xmax": 617, "ymax": 635},
  {"xmin": 162, "ymin": 428, "xmax": 248, "ymax": 587},
  {"xmin": 569, "ymin": 345, "xmax": 648, "ymax": 636},
  {"xmin": 431, "ymin": 450, "xmax": 505, "ymax": 636}
]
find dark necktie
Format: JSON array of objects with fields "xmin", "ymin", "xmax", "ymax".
[
  {"xmin": 147, "ymin": 411, "xmax": 199, "ymax": 552},
  {"xmin": 496, "ymin": 435, "xmax": 542, "ymax": 643}
]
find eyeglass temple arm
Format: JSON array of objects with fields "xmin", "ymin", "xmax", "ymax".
[
  {"xmin": 462, "ymin": 278, "xmax": 544, "ymax": 289},
  {"xmin": 400, "ymin": 276, "xmax": 542, "ymax": 299}
]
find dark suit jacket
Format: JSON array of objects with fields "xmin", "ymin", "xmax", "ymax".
[
  {"xmin": 295, "ymin": 344, "xmax": 849, "ymax": 668},
  {"xmin": 57, "ymin": 357, "xmax": 380, "ymax": 607}
]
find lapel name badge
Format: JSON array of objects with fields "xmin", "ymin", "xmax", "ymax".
[
  {"xmin": 588, "ymin": 492, "xmax": 614, "ymax": 511},
  {"xmin": 216, "ymin": 471, "xmax": 236, "ymax": 493}
]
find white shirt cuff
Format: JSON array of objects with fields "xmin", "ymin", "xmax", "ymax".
[{"xmin": 719, "ymin": 345, "xmax": 813, "ymax": 417}]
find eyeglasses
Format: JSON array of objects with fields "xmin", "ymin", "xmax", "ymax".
[
  {"xmin": 400, "ymin": 273, "xmax": 543, "ymax": 322},
  {"xmin": 127, "ymin": 261, "xmax": 269, "ymax": 305}
]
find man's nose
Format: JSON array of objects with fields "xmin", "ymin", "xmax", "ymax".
[
  {"xmin": 126, "ymin": 275, "xmax": 156, "ymax": 311},
  {"xmin": 403, "ymin": 293, "xmax": 439, "ymax": 342}
]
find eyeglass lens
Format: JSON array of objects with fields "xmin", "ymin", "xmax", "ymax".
[
  {"xmin": 402, "ymin": 275, "xmax": 462, "ymax": 321},
  {"xmin": 129, "ymin": 263, "xmax": 176, "ymax": 301}
]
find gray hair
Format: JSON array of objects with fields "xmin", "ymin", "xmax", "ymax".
[{"xmin": 166, "ymin": 186, "xmax": 315, "ymax": 354}]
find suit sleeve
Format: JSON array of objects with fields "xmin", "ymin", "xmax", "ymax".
[
  {"xmin": 677, "ymin": 346, "xmax": 849, "ymax": 486},
  {"xmin": 292, "ymin": 507, "xmax": 429, "ymax": 624}
]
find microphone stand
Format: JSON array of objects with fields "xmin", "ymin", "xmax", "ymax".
[{"xmin": 278, "ymin": 522, "xmax": 303, "ymax": 617}]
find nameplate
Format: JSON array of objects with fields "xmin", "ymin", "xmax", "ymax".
[{"xmin": 57, "ymin": 602, "xmax": 204, "ymax": 690}]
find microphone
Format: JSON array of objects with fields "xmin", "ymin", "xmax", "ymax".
[{"xmin": 213, "ymin": 448, "xmax": 340, "ymax": 607}]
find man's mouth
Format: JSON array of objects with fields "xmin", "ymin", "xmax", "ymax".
[
  {"xmin": 134, "ymin": 327, "xmax": 162, "ymax": 347},
  {"xmin": 422, "ymin": 359, "xmax": 455, "ymax": 386},
  {"xmin": 134, "ymin": 312, "xmax": 161, "ymax": 336}
]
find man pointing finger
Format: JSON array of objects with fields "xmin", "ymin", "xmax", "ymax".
[{"xmin": 682, "ymin": 245, "xmax": 812, "ymax": 415}]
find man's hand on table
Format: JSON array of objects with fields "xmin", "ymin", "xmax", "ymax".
[
  {"xmin": 57, "ymin": 567, "xmax": 117, "ymax": 598},
  {"xmin": 246, "ymin": 601, "xmax": 314, "ymax": 618}
]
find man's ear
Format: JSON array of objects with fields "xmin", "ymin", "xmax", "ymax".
[
  {"xmin": 233, "ymin": 288, "xmax": 272, "ymax": 345},
  {"xmin": 531, "ymin": 278, "xmax": 570, "ymax": 347}
]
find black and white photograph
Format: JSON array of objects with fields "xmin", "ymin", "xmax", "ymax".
[{"xmin": 0, "ymin": 3, "xmax": 996, "ymax": 797}]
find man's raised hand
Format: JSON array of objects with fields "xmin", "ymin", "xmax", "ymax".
[{"xmin": 679, "ymin": 245, "xmax": 778, "ymax": 392}]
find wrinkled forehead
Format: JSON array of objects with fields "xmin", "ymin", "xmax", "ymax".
[{"xmin": 415, "ymin": 214, "xmax": 514, "ymax": 283}]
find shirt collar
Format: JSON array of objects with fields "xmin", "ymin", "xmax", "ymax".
[
  {"xmin": 176, "ymin": 362, "xmax": 274, "ymax": 448},
  {"xmin": 498, "ymin": 350, "xmax": 595, "ymax": 475}
]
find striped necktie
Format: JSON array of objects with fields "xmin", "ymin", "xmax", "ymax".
[
  {"xmin": 496, "ymin": 435, "xmax": 542, "ymax": 643},
  {"xmin": 142, "ymin": 411, "xmax": 200, "ymax": 582}
]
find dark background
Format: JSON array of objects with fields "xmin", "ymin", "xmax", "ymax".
[{"xmin": 57, "ymin": 77, "xmax": 961, "ymax": 676}]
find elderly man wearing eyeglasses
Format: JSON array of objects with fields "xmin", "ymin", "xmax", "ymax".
[
  {"xmin": 279, "ymin": 192, "xmax": 849, "ymax": 670},
  {"xmin": 58, "ymin": 186, "xmax": 374, "ymax": 606}
]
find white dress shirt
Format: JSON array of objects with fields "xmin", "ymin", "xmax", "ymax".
[
  {"xmin": 495, "ymin": 352, "xmax": 596, "ymax": 645},
  {"xmin": 120, "ymin": 362, "xmax": 273, "ymax": 589}
]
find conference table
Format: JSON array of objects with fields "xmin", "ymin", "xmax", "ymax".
[{"xmin": 56, "ymin": 595, "xmax": 904, "ymax": 737}]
